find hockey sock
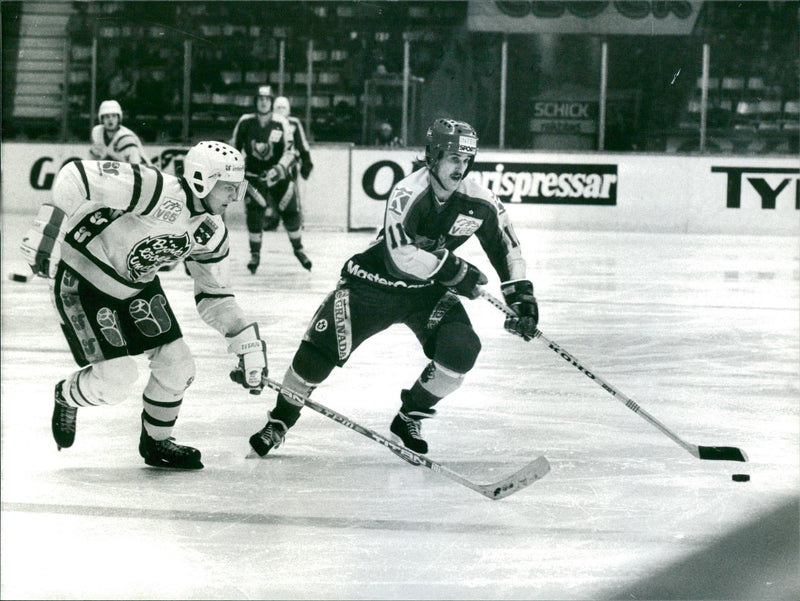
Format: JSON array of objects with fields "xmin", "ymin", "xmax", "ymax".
[
  {"xmin": 271, "ymin": 395, "xmax": 302, "ymax": 429},
  {"xmin": 248, "ymin": 234, "xmax": 262, "ymax": 256},
  {"xmin": 405, "ymin": 361, "xmax": 466, "ymax": 412},
  {"xmin": 142, "ymin": 397, "xmax": 182, "ymax": 440}
]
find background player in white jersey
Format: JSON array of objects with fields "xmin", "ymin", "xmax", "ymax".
[
  {"xmin": 230, "ymin": 85, "xmax": 312, "ymax": 273},
  {"xmin": 273, "ymin": 95, "xmax": 314, "ymax": 184},
  {"xmin": 89, "ymin": 99, "xmax": 150, "ymax": 165},
  {"xmin": 248, "ymin": 119, "xmax": 539, "ymax": 457},
  {"xmin": 20, "ymin": 142, "xmax": 269, "ymax": 469}
]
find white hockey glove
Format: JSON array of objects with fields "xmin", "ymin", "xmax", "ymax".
[
  {"xmin": 20, "ymin": 204, "xmax": 68, "ymax": 278},
  {"xmin": 261, "ymin": 164, "xmax": 287, "ymax": 187},
  {"xmin": 89, "ymin": 143, "xmax": 105, "ymax": 159},
  {"xmin": 227, "ymin": 323, "xmax": 269, "ymax": 395},
  {"xmin": 501, "ymin": 280, "xmax": 539, "ymax": 341}
]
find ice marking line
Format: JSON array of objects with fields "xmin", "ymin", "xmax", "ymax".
[{"xmin": 1, "ymin": 501, "xmax": 518, "ymax": 534}]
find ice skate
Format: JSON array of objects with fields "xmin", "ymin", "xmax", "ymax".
[
  {"xmin": 248, "ymin": 416, "xmax": 288, "ymax": 457},
  {"xmin": 139, "ymin": 422, "xmax": 203, "ymax": 469},
  {"xmin": 52, "ymin": 380, "xmax": 77, "ymax": 450},
  {"xmin": 390, "ymin": 406, "xmax": 436, "ymax": 455},
  {"xmin": 247, "ymin": 252, "xmax": 260, "ymax": 274},
  {"xmin": 294, "ymin": 248, "xmax": 312, "ymax": 271}
]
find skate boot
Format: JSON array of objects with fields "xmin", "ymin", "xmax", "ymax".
[
  {"xmin": 293, "ymin": 248, "xmax": 312, "ymax": 271},
  {"xmin": 247, "ymin": 252, "xmax": 260, "ymax": 274},
  {"xmin": 390, "ymin": 406, "xmax": 436, "ymax": 455},
  {"xmin": 248, "ymin": 416, "xmax": 288, "ymax": 457},
  {"xmin": 139, "ymin": 422, "xmax": 203, "ymax": 469},
  {"xmin": 52, "ymin": 380, "xmax": 77, "ymax": 450}
]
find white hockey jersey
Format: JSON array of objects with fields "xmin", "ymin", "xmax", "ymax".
[
  {"xmin": 56, "ymin": 160, "xmax": 233, "ymax": 306},
  {"xmin": 89, "ymin": 124, "xmax": 151, "ymax": 165}
]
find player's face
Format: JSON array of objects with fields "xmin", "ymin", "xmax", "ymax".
[
  {"xmin": 435, "ymin": 152, "xmax": 472, "ymax": 192},
  {"xmin": 256, "ymin": 95, "xmax": 272, "ymax": 114},
  {"xmin": 205, "ymin": 179, "xmax": 247, "ymax": 215},
  {"xmin": 100, "ymin": 114, "xmax": 120, "ymax": 132}
]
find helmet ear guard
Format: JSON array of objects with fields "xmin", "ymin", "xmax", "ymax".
[
  {"xmin": 183, "ymin": 141, "xmax": 246, "ymax": 199},
  {"xmin": 425, "ymin": 118, "xmax": 479, "ymax": 173}
]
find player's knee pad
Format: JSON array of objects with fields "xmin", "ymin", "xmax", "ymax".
[
  {"xmin": 70, "ymin": 356, "xmax": 138, "ymax": 406},
  {"xmin": 291, "ymin": 340, "xmax": 336, "ymax": 386},
  {"xmin": 282, "ymin": 211, "xmax": 302, "ymax": 233},
  {"xmin": 144, "ymin": 339, "xmax": 196, "ymax": 402},
  {"xmin": 433, "ymin": 322, "xmax": 481, "ymax": 373}
]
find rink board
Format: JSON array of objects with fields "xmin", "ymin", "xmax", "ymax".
[{"xmin": 1, "ymin": 142, "xmax": 797, "ymax": 235}]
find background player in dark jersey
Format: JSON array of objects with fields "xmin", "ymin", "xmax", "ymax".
[
  {"xmin": 20, "ymin": 141, "xmax": 269, "ymax": 469},
  {"xmin": 230, "ymin": 85, "xmax": 311, "ymax": 273},
  {"xmin": 248, "ymin": 119, "xmax": 539, "ymax": 457}
]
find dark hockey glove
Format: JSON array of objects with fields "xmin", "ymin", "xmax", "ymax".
[
  {"xmin": 435, "ymin": 251, "xmax": 488, "ymax": 299},
  {"xmin": 227, "ymin": 323, "xmax": 268, "ymax": 395},
  {"xmin": 300, "ymin": 153, "xmax": 313, "ymax": 180},
  {"xmin": 501, "ymin": 280, "xmax": 539, "ymax": 340}
]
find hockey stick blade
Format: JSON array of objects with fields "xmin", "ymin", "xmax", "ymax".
[
  {"xmin": 477, "ymin": 288, "xmax": 748, "ymax": 464},
  {"xmin": 696, "ymin": 446, "xmax": 748, "ymax": 462},
  {"xmin": 259, "ymin": 378, "xmax": 550, "ymax": 500}
]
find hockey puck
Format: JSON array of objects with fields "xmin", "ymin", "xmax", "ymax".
[
  {"xmin": 8, "ymin": 272, "xmax": 30, "ymax": 283},
  {"xmin": 731, "ymin": 474, "xmax": 750, "ymax": 482}
]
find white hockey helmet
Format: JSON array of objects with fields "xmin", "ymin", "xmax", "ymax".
[
  {"xmin": 183, "ymin": 141, "xmax": 246, "ymax": 200},
  {"xmin": 274, "ymin": 96, "xmax": 291, "ymax": 118},
  {"xmin": 98, "ymin": 99, "xmax": 123, "ymax": 120}
]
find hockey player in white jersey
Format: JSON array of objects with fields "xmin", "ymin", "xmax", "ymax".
[
  {"xmin": 20, "ymin": 141, "xmax": 269, "ymax": 469},
  {"xmin": 89, "ymin": 100, "xmax": 151, "ymax": 165}
]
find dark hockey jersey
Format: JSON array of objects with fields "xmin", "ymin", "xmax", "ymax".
[
  {"xmin": 342, "ymin": 167, "xmax": 526, "ymax": 290},
  {"xmin": 230, "ymin": 112, "xmax": 298, "ymax": 177}
]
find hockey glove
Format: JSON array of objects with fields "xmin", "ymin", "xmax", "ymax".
[
  {"xmin": 227, "ymin": 323, "xmax": 269, "ymax": 395},
  {"xmin": 501, "ymin": 280, "xmax": 539, "ymax": 340},
  {"xmin": 261, "ymin": 164, "xmax": 287, "ymax": 187},
  {"xmin": 20, "ymin": 204, "xmax": 68, "ymax": 278},
  {"xmin": 434, "ymin": 251, "xmax": 488, "ymax": 299},
  {"xmin": 300, "ymin": 154, "xmax": 313, "ymax": 180}
]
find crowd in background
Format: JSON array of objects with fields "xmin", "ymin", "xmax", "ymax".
[{"xmin": 3, "ymin": 1, "xmax": 798, "ymax": 153}]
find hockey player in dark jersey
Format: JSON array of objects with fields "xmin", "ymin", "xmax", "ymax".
[
  {"xmin": 248, "ymin": 119, "xmax": 539, "ymax": 457},
  {"xmin": 20, "ymin": 141, "xmax": 269, "ymax": 469},
  {"xmin": 230, "ymin": 85, "xmax": 312, "ymax": 273}
]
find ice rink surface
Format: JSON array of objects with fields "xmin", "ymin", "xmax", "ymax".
[{"xmin": 1, "ymin": 211, "xmax": 798, "ymax": 600}]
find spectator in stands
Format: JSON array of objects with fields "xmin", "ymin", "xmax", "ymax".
[
  {"xmin": 373, "ymin": 121, "xmax": 403, "ymax": 147},
  {"xmin": 108, "ymin": 66, "xmax": 138, "ymax": 119}
]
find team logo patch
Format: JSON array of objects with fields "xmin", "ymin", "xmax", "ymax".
[
  {"xmin": 127, "ymin": 233, "xmax": 192, "ymax": 280},
  {"xmin": 193, "ymin": 217, "xmax": 219, "ymax": 245},
  {"xmin": 448, "ymin": 214, "xmax": 483, "ymax": 236},
  {"xmin": 314, "ymin": 319, "xmax": 328, "ymax": 332},
  {"xmin": 153, "ymin": 197, "xmax": 182, "ymax": 224},
  {"xmin": 388, "ymin": 187, "xmax": 413, "ymax": 216}
]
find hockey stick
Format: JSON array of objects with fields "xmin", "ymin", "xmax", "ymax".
[
  {"xmin": 258, "ymin": 378, "xmax": 551, "ymax": 500},
  {"xmin": 478, "ymin": 288, "xmax": 748, "ymax": 463}
]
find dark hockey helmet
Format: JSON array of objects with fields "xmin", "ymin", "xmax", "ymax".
[
  {"xmin": 254, "ymin": 85, "xmax": 274, "ymax": 110},
  {"xmin": 424, "ymin": 119, "xmax": 479, "ymax": 171}
]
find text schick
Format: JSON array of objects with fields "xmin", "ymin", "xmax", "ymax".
[{"xmin": 469, "ymin": 162, "xmax": 617, "ymax": 205}]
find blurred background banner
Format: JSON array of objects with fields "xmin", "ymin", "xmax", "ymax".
[{"xmin": 467, "ymin": 1, "xmax": 703, "ymax": 35}]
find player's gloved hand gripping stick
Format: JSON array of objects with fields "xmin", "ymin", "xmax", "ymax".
[{"xmin": 477, "ymin": 287, "xmax": 748, "ymax": 463}]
